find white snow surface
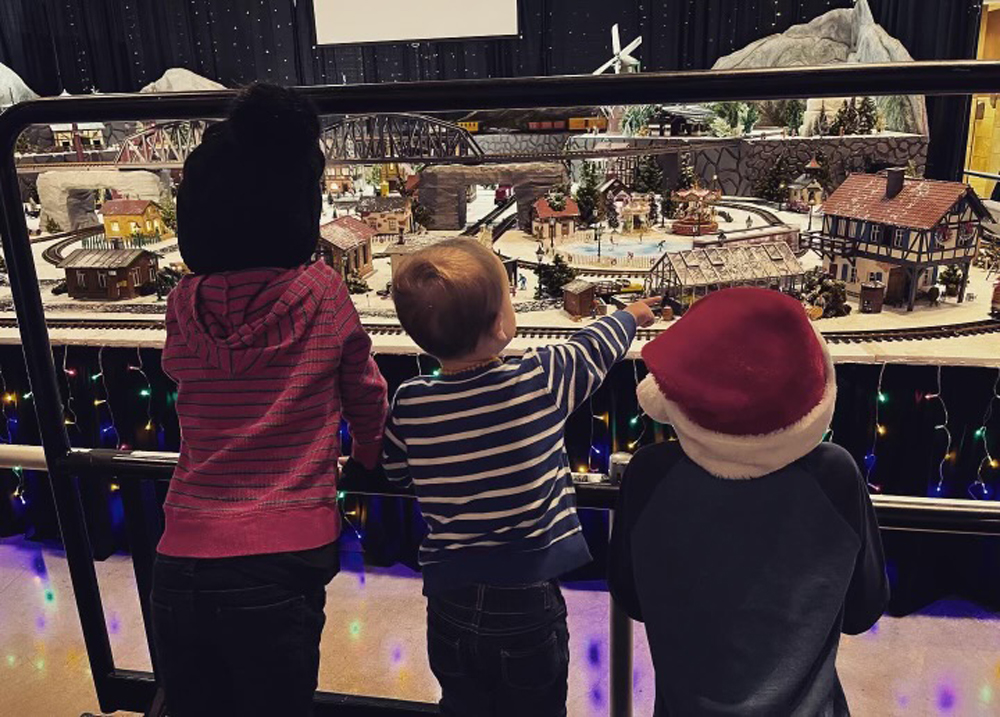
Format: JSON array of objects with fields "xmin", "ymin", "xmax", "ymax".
[
  {"xmin": 141, "ymin": 68, "xmax": 225, "ymax": 93},
  {"xmin": 0, "ymin": 62, "xmax": 37, "ymax": 105}
]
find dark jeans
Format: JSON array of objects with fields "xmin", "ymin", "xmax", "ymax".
[
  {"xmin": 151, "ymin": 550, "xmax": 337, "ymax": 717},
  {"xmin": 426, "ymin": 580, "xmax": 570, "ymax": 717}
]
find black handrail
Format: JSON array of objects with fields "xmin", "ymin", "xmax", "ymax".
[{"xmin": 3, "ymin": 61, "xmax": 1000, "ymax": 716}]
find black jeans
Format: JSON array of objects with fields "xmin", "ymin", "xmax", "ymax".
[
  {"xmin": 426, "ymin": 580, "xmax": 570, "ymax": 717},
  {"xmin": 151, "ymin": 549, "xmax": 337, "ymax": 717}
]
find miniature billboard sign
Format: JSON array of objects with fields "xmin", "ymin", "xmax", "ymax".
[{"xmin": 313, "ymin": 0, "xmax": 517, "ymax": 45}]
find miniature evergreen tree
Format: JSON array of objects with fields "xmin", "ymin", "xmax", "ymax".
[
  {"xmin": 534, "ymin": 254, "xmax": 578, "ymax": 299},
  {"xmin": 752, "ymin": 155, "xmax": 795, "ymax": 204},
  {"xmin": 411, "ymin": 199, "xmax": 432, "ymax": 229},
  {"xmin": 648, "ymin": 195, "xmax": 659, "ymax": 226},
  {"xmin": 813, "ymin": 104, "xmax": 830, "ymax": 137},
  {"xmin": 676, "ymin": 155, "xmax": 696, "ymax": 191},
  {"xmin": 858, "ymin": 96, "xmax": 879, "ymax": 134},
  {"xmin": 606, "ymin": 201, "xmax": 620, "ymax": 231},
  {"xmin": 785, "ymin": 99, "xmax": 805, "ymax": 134},
  {"xmin": 159, "ymin": 194, "xmax": 177, "ymax": 232},
  {"xmin": 633, "ymin": 156, "xmax": 663, "ymax": 195},
  {"xmin": 575, "ymin": 161, "xmax": 601, "ymax": 226},
  {"xmin": 546, "ymin": 188, "xmax": 567, "ymax": 212},
  {"xmin": 939, "ymin": 264, "xmax": 964, "ymax": 296},
  {"xmin": 742, "ymin": 103, "xmax": 761, "ymax": 135},
  {"xmin": 660, "ymin": 194, "xmax": 674, "ymax": 223},
  {"xmin": 345, "ymin": 270, "xmax": 370, "ymax": 295},
  {"xmin": 44, "ymin": 216, "xmax": 62, "ymax": 234}
]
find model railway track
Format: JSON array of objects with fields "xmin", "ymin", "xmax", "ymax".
[
  {"xmin": 6, "ymin": 315, "xmax": 997, "ymax": 345},
  {"xmin": 39, "ymin": 227, "xmax": 104, "ymax": 266}
]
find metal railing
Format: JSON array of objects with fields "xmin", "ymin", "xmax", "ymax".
[{"xmin": 3, "ymin": 61, "xmax": 1000, "ymax": 716}]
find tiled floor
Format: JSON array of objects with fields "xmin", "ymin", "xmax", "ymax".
[{"xmin": 1, "ymin": 537, "xmax": 999, "ymax": 716}]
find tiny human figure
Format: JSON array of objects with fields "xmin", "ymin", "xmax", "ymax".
[
  {"xmin": 746, "ymin": 214, "xmax": 753, "ymax": 230},
  {"xmin": 386, "ymin": 239, "xmax": 658, "ymax": 717},
  {"xmin": 657, "ymin": 240, "xmax": 665, "ymax": 251},
  {"xmin": 519, "ymin": 274, "xmax": 527, "ymax": 291},
  {"xmin": 152, "ymin": 84, "xmax": 388, "ymax": 717},
  {"xmin": 609, "ymin": 287, "xmax": 888, "ymax": 717}
]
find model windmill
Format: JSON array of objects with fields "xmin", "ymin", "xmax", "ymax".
[
  {"xmin": 592, "ymin": 25, "xmax": 643, "ymax": 134},
  {"xmin": 593, "ymin": 24, "xmax": 642, "ymax": 75}
]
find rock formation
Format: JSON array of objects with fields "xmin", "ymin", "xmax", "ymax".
[
  {"xmin": 0, "ymin": 62, "xmax": 38, "ymax": 106},
  {"xmin": 38, "ymin": 169, "xmax": 166, "ymax": 232},
  {"xmin": 712, "ymin": 0, "xmax": 927, "ymax": 136},
  {"xmin": 141, "ymin": 68, "xmax": 225, "ymax": 93}
]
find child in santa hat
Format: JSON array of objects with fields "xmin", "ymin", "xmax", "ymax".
[{"xmin": 608, "ymin": 286, "xmax": 888, "ymax": 717}]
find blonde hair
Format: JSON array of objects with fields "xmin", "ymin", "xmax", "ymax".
[{"xmin": 392, "ymin": 239, "xmax": 507, "ymax": 359}]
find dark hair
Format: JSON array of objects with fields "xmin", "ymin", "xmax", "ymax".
[
  {"xmin": 392, "ymin": 239, "xmax": 507, "ymax": 360},
  {"xmin": 177, "ymin": 83, "xmax": 324, "ymax": 274}
]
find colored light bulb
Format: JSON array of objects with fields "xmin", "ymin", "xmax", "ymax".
[{"xmin": 139, "ymin": 389, "xmax": 151, "ymax": 397}]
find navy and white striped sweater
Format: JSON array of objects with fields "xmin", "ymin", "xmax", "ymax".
[{"xmin": 384, "ymin": 311, "xmax": 637, "ymax": 594}]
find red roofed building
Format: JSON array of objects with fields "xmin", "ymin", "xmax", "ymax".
[
  {"xmin": 809, "ymin": 170, "xmax": 991, "ymax": 310},
  {"xmin": 532, "ymin": 196, "xmax": 580, "ymax": 245},
  {"xmin": 318, "ymin": 216, "xmax": 376, "ymax": 277}
]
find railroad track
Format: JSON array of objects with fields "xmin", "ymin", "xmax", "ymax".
[
  {"xmin": 5, "ymin": 315, "xmax": 997, "ymax": 345},
  {"xmin": 40, "ymin": 227, "xmax": 104, "ymax": 265}
]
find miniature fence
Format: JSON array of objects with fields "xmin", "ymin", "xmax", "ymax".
[{"xmin": 558, "ymin": 250, "xmax": 659, "ymax": 269}]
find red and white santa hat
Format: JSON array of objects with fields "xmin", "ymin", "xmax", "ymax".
[{"xmin": 637, "ymin": 287, "xmax": 836, "ymax": 479}]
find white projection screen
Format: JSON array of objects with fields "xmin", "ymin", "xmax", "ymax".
[{"xmin": 313, "ymin": 0, "xmax": 518, "ymax": 45}]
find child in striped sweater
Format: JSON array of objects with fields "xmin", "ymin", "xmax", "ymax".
[
  {"xmin": 151, "ymin": 84, "xmax": 387, "ymax": 717},
  {"xmin": 386, "ymin": 239, "xmax": 656, "ymax": 716}
]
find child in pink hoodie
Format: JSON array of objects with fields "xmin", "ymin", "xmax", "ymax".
[{"xmin": 151, "ymin": 84, "xmax": 388, "ymax": 717}]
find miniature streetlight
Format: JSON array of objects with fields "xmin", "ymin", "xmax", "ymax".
[
  {"xmin": 548, "ymin": 217, "xmax": 557, "ymax": 251},
  {"xmin": 594, "ymin": 223, "xmax": 603, "ymax": 260},
  {"xmin": 536, "ymin": 244, "xmax": 545, "ymax": 264}
]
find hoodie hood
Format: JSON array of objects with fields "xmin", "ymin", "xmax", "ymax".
[{"xmin": 167, "ymin": 261, "xmax": 332, "ymax": 375}]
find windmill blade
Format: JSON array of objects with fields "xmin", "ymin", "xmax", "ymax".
[
  {"xmin": 619, "ymin": 54, "xmax": 640, "ymax": 69},
  {"xmin": 611, "ymin": 24, "xmax": 621, "ymax": 54},
  {"xmin": 622, "ymin": 36, "xmax": 642, "ymax": 56},
  {"xmin": 593, "ymin": 57, "xmax": 618, "ymax": 75}
]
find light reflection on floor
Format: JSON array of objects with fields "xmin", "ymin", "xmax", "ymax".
[{"xmin": 1, "ymin": 536, "xmax": 999, "ymax": 716}]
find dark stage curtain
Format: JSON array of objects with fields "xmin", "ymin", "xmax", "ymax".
[{"xmin": 0, "ymin": 0, "xmax": 984, "ymax": 178}]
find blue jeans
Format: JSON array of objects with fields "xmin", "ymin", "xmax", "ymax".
[
  {"xmin": 151, "ymin": 549, "xmax": 336, "ymax": 717},
  {"xmin": 426, "ymin": 580, "xmax": 570, "ymax": 717}
]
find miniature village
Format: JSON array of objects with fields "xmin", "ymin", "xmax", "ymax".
[{"xmin": 1, "ymin": 4, "xmax": 998, "ymax": 366}]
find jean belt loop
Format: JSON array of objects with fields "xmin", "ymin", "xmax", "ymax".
[{"xmin": 475, "ymin": 584, "xmax": 485, "ymax": 613}]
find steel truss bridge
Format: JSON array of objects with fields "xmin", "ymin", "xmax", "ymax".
[{"xmin": 16, "ymin": 113, "xmax": 709, "ymax": 172}]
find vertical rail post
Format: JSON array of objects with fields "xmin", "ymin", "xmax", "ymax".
[
  {"xmin": 608, "ymin": 512, "xmax": 633, "ymax": 717},
  {"xmin": 119, "ymin": 478, "xmax": 162, "ymax": 675},
  {"xmin": 0, "ymin": 111, "xmax": 118, "ymax": 711}
]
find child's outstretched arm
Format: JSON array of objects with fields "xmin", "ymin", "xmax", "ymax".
[
  {"xmin": 536, "ymin": 298, "xmax": 658, "ymax": 417},
  {"xmin": 335, "ymin": 284, "xmax": 389, "ymax": 469}
]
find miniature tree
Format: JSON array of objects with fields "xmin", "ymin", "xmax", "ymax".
[
  {"xmin": 606, "ymin": 201, "xmax": 620, "ymax": 232},
  {"xmin": 813, "ymin": 104, "xmax": 831, "ymax": 137},
  {"xmin": 676, "ymin": 154, "xmax": 696, "ymax": 191},
  {"xmin": 633, "ymin": 155, "xmax": 664, "ymax": 195},
  {"xmin": 660, "ymin": 194, "xmax": 674, "ymax": 223},
  {"xmin": 785, "ymin": 99, "xmax": 805, "ymax": 134},
  {"xmin": 830, "ymin": 100, "xmax": 861, "ymax": 137},
  {"xmin": 159, "ymin": 194, "xmax": 177, "ymax": 232},
  {"xmin": 858, "ymin": 96, "xmax": 879, "ymax": 134},
  {"xmin": 575, "ymin": 161, "xmax": 601, "ymax": 226},
  {"xmin": 648, "ymin": 195, "xmax": 659, "ymax": 227},
  {"xmin": 411, "ymin": 199, "xmax": 432, "ymax": 229},
  {"xmin": 345, "ymin": 270, "xmax": 371, "ymax": 295},
  {"xmin": 905, "ymin": 159, "xmax": 922, "ymax": 179},
  {"xmin": 44, "ymin": 216, "xmax": 62, "ymax": 234},
  {"xmin": 622, "ymin": 105, "xmax": 656, "ymax": 136},
  {"xmin": 534, "ymin": 254, "xmax": 578, "ymax": 299},
  {"xmin": 800, "ymin": 268, "xmax": 851, "ymax": 318},
  {"xmin": 752, "ymin": 155, "xmax": 795, "ymax": 204},
  {"xmin": 742, "ymin": 103, "xmax": 761, "ymax": 135},
  {"xmin": 939, "ymin": 264, "xmax": 964, "ymax": 297}
]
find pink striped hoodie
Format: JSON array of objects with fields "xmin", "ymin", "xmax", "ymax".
[{"xmin": 158, "ymin": 260, "xmax": 387, "ymax": 558}]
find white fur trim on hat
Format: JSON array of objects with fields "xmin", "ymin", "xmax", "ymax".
[{"xmin": 636, "ymin": 333, "xmax": 837, "ymax": 480}]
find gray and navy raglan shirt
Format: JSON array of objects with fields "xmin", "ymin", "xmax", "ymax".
[{"xmin": 383, "ymin": 311, "xmax": 637, "ymax": 595}]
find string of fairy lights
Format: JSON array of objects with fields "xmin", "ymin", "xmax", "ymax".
[{"xmin": 2, "ymin": 352, "xmax": 1000, "ymax": 517}]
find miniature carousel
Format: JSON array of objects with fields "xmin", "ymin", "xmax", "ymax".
[{"xmin": 670, "ymin": 184, "xmax": 722, "ymax": 236}]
